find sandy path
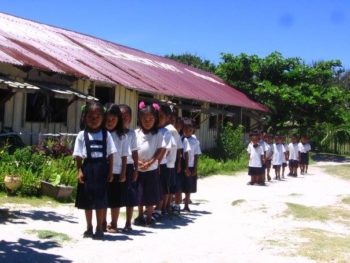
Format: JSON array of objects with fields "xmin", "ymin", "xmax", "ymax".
[{"xmin": 1, "ymin": 163, "xmax": 350, "ymax": 263}]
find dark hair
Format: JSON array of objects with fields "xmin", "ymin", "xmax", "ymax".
[
  {"xmin": 249, "ymin": 129, "xmax": 260, "ymax": 137},
  {"xmin": 160, "ymin": 104, "xmax": 172, "ymax": 116},
  {"xmin": 80, "ymin": 101, "xmax": 105, "ymax": 131},
  {"xmin": 138, "ymin": 102, "xmax": 159, "ymax": 134},
  {"xmin": 105, "ymin": 103, "xmax": 124, "ymax": 138},
  {"xmin": 119, "ymin": 104, "xmax": 132, "ymax": 117},
  {"xmin": 182, "ymin": 117, "xmax": 194, "ymax": 129}
]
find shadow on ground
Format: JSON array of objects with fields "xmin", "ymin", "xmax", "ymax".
[
  {"xmin": 0, "ymin": 238, "xmax": 71, "ymax": 263},
  {"xmin": 312, "ymin": 153, "xmax": 350, "ymax": 163},
  {"xmin": 0, "ymin": 209, "xmax": 78, "ymax": 225}
]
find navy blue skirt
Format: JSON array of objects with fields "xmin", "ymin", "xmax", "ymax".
[
  {"xmin": 75, "ymin": 159, "xmax": 108, "ymax": 210},
  {"xmin": 300, "ymin": 153, "xmax": 309, "ymax": 165},
  {"xmin": 124, "ymin": 164, "xmax": 139, "ymax": 207},
  {"xmin": 182, "ymin": 167, "xmax": 197, "ymax": 194},
  {"xmin": 137, "ymin": 169, "xmax": 161, "ymax": 206},
  {"xmin": 160, "ymin": 164, "xmax": 174, "ymax": 195},
  {"xmin": 107, "ymin": 173, "xmax": 126, "ymax": 208}
]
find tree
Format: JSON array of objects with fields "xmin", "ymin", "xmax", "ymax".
[
  {"xmin": 165, "ymin": 53, "xmax": 217, "ymax": 73},
  {"xmin": 215, "ymin": 52, "xmax": 350, "ymax": 134}
]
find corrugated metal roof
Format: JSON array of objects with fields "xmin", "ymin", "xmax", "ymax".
[{"xmin": 0, "ymin": 12, "xmax": 267, "ymax": 112}]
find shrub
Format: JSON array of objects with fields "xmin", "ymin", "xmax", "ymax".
[{"xmin": 217, "ymin": 123, "xmax": 246, "ymax": 160}]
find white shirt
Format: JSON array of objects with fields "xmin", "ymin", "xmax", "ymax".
[
  {"xmin": 159, "ymin": 127, "xmax": 175, "ymax": 165},
  {"xmin": 282, "ymin": 143, "xmax": 288, "ymax": 163},
  {"xmin": 186, "ymin": 136, "xmax": 202, "ymax": 168},
  {"xmin": 165, "ymin": 124, "xmax": 182, "ymax": 168},
  {"xmin": 247, "ymin": 143, "xmax": 264, "ymax": 168},
  {"xmin": 298, "ymin": 142, "xmax": 311, "ymax": 153},
  {"xmin": 73, "ymin": 130, "xmax": 117, "ymax": 159},
  {"xmin": 111, "ymin": 132, "xmax": 129, "ymax": 174},
  {"xmin": 288, "ymin": 143, "xmax": 299, "ymax": 160},
  {"xmin": 272, "ymin": 143, "xmax": 286, "ymax": 166},
  {"xmin": 136, "ymin": 128, "xmax": 166, "ymax": 172},
  {"xmin": 265, "ymin": 142, "xmax": 273, "ymax": 159},
  {"xmin": 125, "ymin": 129, "xmax": 139, "ymax": 164}
]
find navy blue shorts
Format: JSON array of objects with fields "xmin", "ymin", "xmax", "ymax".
[
  {"xmin": 137, "ymin": 169, "xmax": 161, "ymax": 206},
  {"xmin": 289, "ymin": 160, "xmax": 299, "ymax": 168},
  {"xmin": 300, "ymin": 153, "xmax": 309, "ymax": 165},
  {"xmin": 248, "ymin": 167, "xmax": 263, "ymax": 176}
]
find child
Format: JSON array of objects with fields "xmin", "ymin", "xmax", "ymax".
[
  {"xmin": 134, "ymin": 101, "xmax": 165, "ymax": 226},
  {"xmin": 104, "ymin": 104, "xmax": 128, "ymax": 233},
  {"xmin": 120, "ymin": 104, "xmax": 139, "ymax": 232},
  {"xmin": 247, "ymin": 131, "xmax": 264, "ymax": 185},
  {"xmin": 263, "ymin": 133, "xmax": 273, "ymax": 181},
  {"xmin": 182, "ymin": 118, "xmax": 201, "ymax": 212},
  {"xmin": 288, "ymin": 134, "xmax": 300, "ymax": 177},
  {"xmin": 298, "ymin": 135, "xmax": 311, "ymax": 174},
  {"xmin": 271, "ymin": 135, "xmax": 286, "ymax": 180},
  {"xmin": 157, "ymin": 104, "xmax": 178, "ymax": 216},
  {"xmin": 281, "ymin": 135, "xmax": 288, "ymax": 178},
  {"xmin": 73, "ymin": 102, "xmax": 117, "ymax": 240}
]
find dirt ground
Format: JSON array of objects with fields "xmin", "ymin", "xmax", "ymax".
[{"xmin": 1, "ymin": 161, "xmax": 350, "ymax": 263}]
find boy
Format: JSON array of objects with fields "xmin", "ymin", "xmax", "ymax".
[
  {"xmin": 298, "ymin": 135, "xmax": 311, "ymax": 174},
  {"xmin": 247, "ymin": 131, "xmax": 264, "ymax": 185},
  {"xmin": 288, "ymin": 134, "xmax": 300, "ymax": 177}
]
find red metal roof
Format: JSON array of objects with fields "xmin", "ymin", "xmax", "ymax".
[{"xmin": 0, "ymin": 12, "xmax": 267, "ymax": 111}]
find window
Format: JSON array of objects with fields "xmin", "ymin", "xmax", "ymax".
[
  {"xmin": 209, "ymin": 115, "xmax": 218, "ymax": 129},
  {"xmin": 95, "ymin": 86, "xmax": 115, "ymax": 105},
  {"xmin": 0, "ymin": 89, "xmax": 12, "ymax": 122},
  {"xmin": 26, "ymin": 93, "xmax": 68, "ymax": 122},
  {"xmin": 182, "ymin": 110, "xmax": 201, "ymax": 129}
]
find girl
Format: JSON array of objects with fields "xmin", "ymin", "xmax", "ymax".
[
  {"xmin": 182, "ymin": 118, "xmax": 201, "ymax": 212},
  {"xmin": 247, "ymin": 131, "xmax": 264, "ymax": 185},
  {"xmin": 73, "ymin": 102, "xmax": 117, "ymax": 240},
  {"xmin": 271, "ymin": 135, "xmax": 286, "ymax": 180},
  {"xmin": 281, "ymin": 135, "xmax": 288, "ymax": 178},
  {"xmin": 104, "ymin": 103, "xmax": 128, "ymax": 233},
  {"xmin": 134, "ymin": 101, "xmax": 165, "ymax": 226},
  {"xmin": 120, "ymin": 104, "xmax": 139, "ymax": 232},
  {"xmin": 158, "ymin": 104, "xmax": 179, "ymax": 215}
]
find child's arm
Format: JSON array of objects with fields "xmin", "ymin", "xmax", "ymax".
[
  {"xmin": 184, "ymin": 151, "xmax": 191, "ymax": 176},
  {"xmin": 107, "ymin": 154, "xmax": 114, "ymax": 182},
  {"xmin": 132, "ymin": 150, "xmax": 138, "ymax": 182},
  {"xmin": 176, "ymin": 149, "xmax": 182, "ymax": 173},
  {"xmin": 76, "ymin": 157, "xmax": 84, "ymax": 184},
  {"xmin": 119, "ymin": 156, "xmax": 127, "ymax": 182},
  {"xmin": 192, "ymin": 154, "xmax": 199, "ymax": 176}
]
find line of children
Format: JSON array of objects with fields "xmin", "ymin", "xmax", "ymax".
[
  {"xmin": 247, "ymin": 131, "xmax": 312, "ymax": 185},
  {"xmin": 73, "ymin": 100, "xmax": 201, "ymax": 239}
]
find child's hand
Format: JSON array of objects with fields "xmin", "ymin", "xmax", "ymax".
[
  {"xmin": 185, "ymin": 168, "xmax": 191, "ymax": 177},
  {"xmin": 78, "ymin": 171, "xmax": 84, "ymax": 184},
  {"xmin": 192, "ymin": 170, "xmax": 197, "ymax": 177},
  {"xmin": 119, "ymin": 175, "xmax": 126, "ymax": 183},
  {"xmin": 132, "ymin": 170, "xmax": 138, "ymax": 182},
  {"xmin": 107, "ymin": 173, "xmax": 113, "ymax": 183}
]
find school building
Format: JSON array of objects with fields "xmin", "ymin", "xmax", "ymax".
[{"xmin": 0, "ymin": 12, "xmax": 267, "ymax": 150}]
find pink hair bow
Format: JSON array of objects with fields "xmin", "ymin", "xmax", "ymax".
[
  {"xmin": 152, "ymin": 103, "xmax": 160, "ymax": 111},
  {"xmin": 139, "ymin": 101, "xmax": 146, "ymax": 109}
]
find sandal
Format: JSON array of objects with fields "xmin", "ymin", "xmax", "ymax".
[
  {"xmin": 93, "ymin": 229, "xmax": 104, "ymax": 240},
  {"xmin": 107, "ymin": 224, "xmax": 118, "ymax": 233},
  {"xmin": 133, "ymin": 215, "xmax": 146, "ymax": 226},
  {"xmin": 122, "ymin": 225, "xmax": 133, "ymax": 232},
  {"xmin": 83, "ymin": 227, "xmax": 93, "ymax": 238}
]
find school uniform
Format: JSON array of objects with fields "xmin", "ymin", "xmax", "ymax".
[
  {"xmin": 265, "ymin": 142, "xmax": 273, "ymax": 169},
  {"xmin": 159, "ymin": 126, "xmax": 176, "ymax": 195},
  {"xmin": 298, "ymin": 142, "xmax": 311, "ymax": 165},
  {"xmin": 136, "ymin": 128, "xmax": 165, "ymax": 206},
  {"xmin": 182, "ymin": 135, "xmax": 201, "ymax": 194},
  {"xmin": 259, "ymin": 140, "xmax": 269, "ymax": 170},
  {"xmin": 272, "ymin": 143, "xmax": 286, "ymax": 168},
  {"xmin": 282, "ymin": 143, "xmax": 288, "ymax": 167},
  {"xmin": 73, "ymin": 129, "xmax": 117, "ymax": 210},
  {"xmin": 288, "ymin": 142, "xmax": 299, "ymax": 168},
  {"xmin": 107, "ymin": 132, "xmax": 129, "ymax": 208},
  {"xmin": 247, "ymin": 142, "xmax": 264, "ymax": 176},
  {"xmin": 124, "ymin": 129, "xmax": 140, "ymax": 207}
]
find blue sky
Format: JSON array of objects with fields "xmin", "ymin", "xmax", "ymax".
[{"xmin": 1, "ymin": 0, "xmax": 349, "ymax": 69}]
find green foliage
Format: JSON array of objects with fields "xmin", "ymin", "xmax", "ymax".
[
  {"xmin": 217, "ymin": 124, "xmax": 245, "ymax": 160},
  {"xmin": 166, "ymin": 53, "xmax": 217, "ymax": 73},
  {"xmin": 198, "ymin": 154, "xmax": 247, "ymax": 177},
  {"xmin": 41, "ymin": 156, "xmax": 76, "ymax": 187}
]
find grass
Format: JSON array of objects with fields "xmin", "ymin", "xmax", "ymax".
[
  {"xmin": 323, "ymin": 165, "xmax": 350, "ymax": 181},
  {"xmin": 26, "ymin": 229, "xmax": 71, "ymax": 243},
  {"xmin": 198, "ymin": 154, "xmax": 247, "ymax": 177},
  {"xmin": 289, "ymin": 193, "xmax": 303, "ymax": 197},
  {"xmin": 0, "ymin": 192, "xmax": 63, "ymax": 207},
  {"xmin": 295, "ymin": 228, "xmax": 350, "ymax": 262},
  {"xmin": 231, "ymin": 199, "xmax": 246, "ymax": 206},
  {"xmin": 342, "ymin": 197, "xmax": 350, "ymax": 205},
  {"xmin": 285, "ymin": 203, "xmax": 350, "ymax": 226}
]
